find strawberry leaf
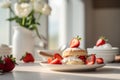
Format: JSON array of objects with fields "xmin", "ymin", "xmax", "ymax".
[{"xmin": 77, "ymin": 36, "xmax": 82, "ymax": 40}]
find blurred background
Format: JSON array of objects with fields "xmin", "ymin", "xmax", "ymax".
[{"xmin": 0, "ymin": 0, "xmax": 120, "ymax": 59}]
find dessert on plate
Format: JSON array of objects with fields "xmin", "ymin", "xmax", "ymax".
[
  {"xmin": 62, "ymin": 48, "xmax": 87, "ymax": 65},
  {"xmin": 47, "ymin": 36, "xmax": 104, "ymax": 65},
  {"xmin": 61, "ymin": 36, "xmax": 87, "ymax": 65}
]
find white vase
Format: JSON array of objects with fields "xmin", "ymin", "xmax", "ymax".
[{"xmin": 12, "ymin": 26, "xmax": 35, "ymax": 61}]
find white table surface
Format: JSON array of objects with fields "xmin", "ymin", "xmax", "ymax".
[{"xmin": 0, "ymin": 62, "xmax": 120, "ymax": 80}]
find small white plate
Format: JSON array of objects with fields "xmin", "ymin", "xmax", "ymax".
[{"xmin": 40, "ymin": 61, "xmax": 105, "ymax": 71}]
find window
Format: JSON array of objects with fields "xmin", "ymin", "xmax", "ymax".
[
  {"xmin": 0, "ymin": 0, "xmax": 10, "ymax": 45},
  {"xmin": 48, "ymin": 0, "xmax": 86, "ymax": 49},
  {"xmin": 48, "ymin": 0, "xmax": 61, "ymax": 49},
  {"xmin": 48, "ymin": 0, "xmax": 66, "ymax": 50}
]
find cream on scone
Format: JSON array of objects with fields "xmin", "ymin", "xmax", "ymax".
[{"xmin": 62, "ymin": 48, "xmax": 87, "ymax": 65}]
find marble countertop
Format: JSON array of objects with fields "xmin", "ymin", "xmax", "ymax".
[{"xmin": 0, "ymin": 62, "xmax": 120, "ymax": 80}]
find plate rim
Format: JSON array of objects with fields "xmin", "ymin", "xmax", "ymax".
[{"xmin": 39, "ymin": 61, "xmax": 105, "ymax": 71}]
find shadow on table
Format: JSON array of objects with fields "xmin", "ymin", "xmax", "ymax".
[
  {"xmin": 94, "ymin": 67, "xmax": 120, "ymax": 74},
  {"xmin": 64, "ymin": 67, "xmax": 120, "ymax": 74}
]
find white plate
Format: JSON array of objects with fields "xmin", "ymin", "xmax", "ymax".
[{"xmin": 40, "ymin": 61, "xmax": 105, "ymax": 71}]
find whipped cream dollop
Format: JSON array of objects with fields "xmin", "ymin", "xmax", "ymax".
[
  {"xmin": 62, "ymin": 56, "xmax": 83, "ymax": 64},
  {"xmin": 93, "ymin": 43, "xmax": 112, "ymax": 49}
]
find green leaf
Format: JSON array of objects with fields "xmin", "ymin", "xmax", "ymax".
[
  {"xmin": 7, "ymin": 16, "xmax": 17, "ymax": 21},
  {"xmin": 77, "ymin": 36, "xmax": 82, "ymax": 40},
  {"xmin": 28, "ymin": 24, "xmax": 36, "ymax": 30}
]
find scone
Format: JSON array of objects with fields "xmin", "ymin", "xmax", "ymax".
[
  {"xmin": 62, "ymin": 48, "xmax": 87, "ymax": 57},
  {"xmin": 62, "ymin": 48, "xmax": 87, "ymax": 65}
]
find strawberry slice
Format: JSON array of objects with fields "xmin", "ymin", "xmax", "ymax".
[
  {"xmin": 47, "ymin": 57, "xmax": 53, "ymax": 63},
  {"xmin": 86, "ymin": 54, "xmax": 96, "ymax": 65},
  {"xmin": 96, "ymin": 58, "xmax": 104, "ymax": 64},
  {"xmin": 70, "ymin": 36, "xmax": 81, "ymax": 48},
  {"xmin": 50, "ymin": 58, "xmax": 62, "ymax": 64},
  {"xmin": 53, "ymin": 53, "xmax": 63, "ymax": 61},
  {"xmin": 96, "ymin": 36, "xmax": 107, "ymax": 46},
  {"xmin": 78, "ymin": 56, "xmax": 86, "ymax": 63},
  {"xmin": 47, "ymin": 53, "xmax": 63, "ymax": 64}
]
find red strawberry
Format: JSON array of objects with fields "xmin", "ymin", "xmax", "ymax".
[
  {"xmin": 0, "ymin": 56, "xmax": 4, "ymax": 71},
  {"xmin": 50, "ymin": 58, "xmax": 62, "ymax": 64},
  {"xmin": 3, "ymin": 55, "xmax": 16, "ymax": 72},
  {"xmin": 70, "ymin": 36, "xmax": 81, "ymax": 48},
  {"xmin": 86, "ymin": 54, "xmax": 96, "ymax": 65},
  {"xmin": 53, "ymin": 53, "xmax": 63, "ymax": 61},
  {"xmin": 96, "ymin": 58, "xmax": 104, "ymax": 64},
  {"xmin": 47, "ymin": 57, "xmax": 53, "ymax": 63},
  {"xmin": 96, "ymin": 36, "xmax": 107, "ymax": 46},
  {"xmin": 78, "ymin": 56, "xmax": 86, "ymax": 63},
  {"xmin": 0, "ymin": 63, "xmax": 4, "ymax": 71},
  {"xmin": 20, "ymin": 52, "xmax": 34, "ymax": 63},
  {"xmin": 47, "ymin": 53, "xmax": 63, "ymax": 64}
]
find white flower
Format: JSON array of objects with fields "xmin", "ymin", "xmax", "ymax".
[
  {"xmin": 14, "ymin": 3, "xmax": 32, "ymax": 18},
  {"xmin": 0, "ymin": 0, "xmax": 11, "ymax": 8},
  {"xmin": 33, "ymin": 0, "xmax": 44, "ymax": 13},
  {"xmin": 31, "ymin": 0, "xmax": 35, "ymax": 3},
  {"xmin": 42, "ymin": 4, "xmax": 52, "ymax": 15}
]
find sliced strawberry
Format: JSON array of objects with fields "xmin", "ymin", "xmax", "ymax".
[
  {"xmin": 20, "ymin": 52, "xmax": 34, "ymax": 63},
  {"xmin": 86, "ymin": 54, "xmax": 96, "ymax": 65},
  {"xmin": 70, "ymin": 36, "xmax": 81, "ymax": 48},
  {"xmin": 96, "ymin": 36, "xmax": 106, "ymax": 46},
  {"xmin": 47, "ymin": 57, "xmax": 53, "ymax": 63},
  {"xmin": 50, "ymin": 58, "xmax": 62, "ymax": 64},
  {"xmin": 53, "ymin": 53, "xmax": 63, "ymax": 60},
  {"xmin": 96, "ymin": 58, "xmax": 104, "ymax": 64},
  {"xmin": 78, "ymin": 56, "xmax": 86, "ymax": 63}
]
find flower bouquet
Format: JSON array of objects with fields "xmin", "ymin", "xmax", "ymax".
[
  {"xmin": 0, "ymin": 0, "xmax": 52, "ymax": 43},
  {"xmin": 0, "ymin": 0, "xmax": 52, "ymax": 60}
]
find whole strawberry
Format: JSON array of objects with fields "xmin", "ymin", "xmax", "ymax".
[
  {"xmin": 3, "ymin": 55, "xmax": 16, "ymax": 72},
  {"xmin": 0, "ymin": 56, "xmax": 4, "ymax": 71},
  {"xmin": 70, "ymin": 36, "xmax": 81, "ymax": 48},
  {"xmin": 96, "ymin": 36, "xmax": 107, "ymax": 47},
  {"xmin": 20, "ymin": 52, "xmax": 34, "ymax": 63}
]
